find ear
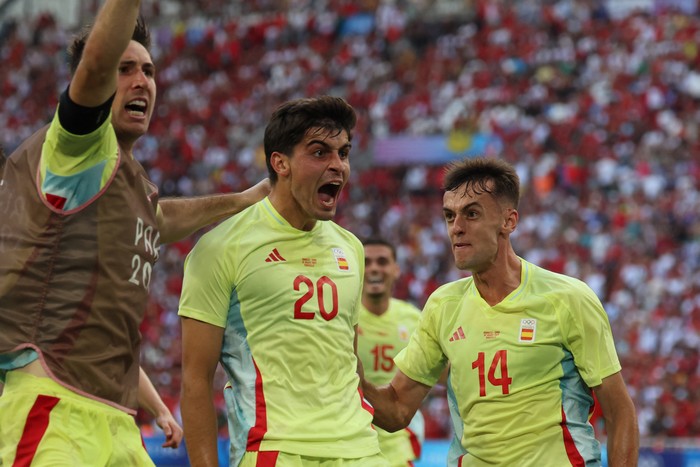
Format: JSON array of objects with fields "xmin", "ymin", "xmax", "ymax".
[
  {"xmin": 503, "ymin": 208, "xmax": 518, "ymax": 234},
  {"xmin": 270, "ymin": 151, "xmax": 290, "ymax": 179}
]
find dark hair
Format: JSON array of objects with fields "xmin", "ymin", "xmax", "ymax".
[
  {"xmin": 443, "ymin": 157, "xmax": 520, "ymax": 209},
  {"xmin": 67, "ymin": 16, "xmax": 151, "ymax": 74},
  {"xmin": 362, "ymin": 237, "xmax": 396, "ymax": 261},
  {"xmin": 263, "ymin": 96, "xmax": 357, "ymax": 183}
]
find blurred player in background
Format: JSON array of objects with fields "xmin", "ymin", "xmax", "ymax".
[
  {"xmin": 179, "ymin": 96, "xmax": 386, "ymax": 466},
  {"xmin": 357, "ymin": 238, "xmax": 424, "ymax": 466},
  {"xmin": 363, "ymin": 157, "xmax": 639, "ymax": 466},
  {"xmin": 0, "ymin": 0, "xmax": 267, "ymax": 464}
]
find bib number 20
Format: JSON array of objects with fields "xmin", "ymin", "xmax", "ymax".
[{"xmin": 293, "ymin": 275, "xmax": 338, "ymax": 321}]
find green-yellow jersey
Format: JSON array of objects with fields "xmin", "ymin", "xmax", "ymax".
[
  {"xmin": 178, "ymin": 198, "xmax": 379, "ymax": 464},
  {"xmin": 394, "ymin": 259, "xmax": 620, "ymax": 467},
  {"xmin": 357, "ymin": 299, "xmax": 424, "ymax": 466}
]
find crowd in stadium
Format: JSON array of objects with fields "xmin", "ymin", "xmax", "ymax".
[{"xmin": 2, "ymin": 0, "xmax": 699, "ymax": 442}]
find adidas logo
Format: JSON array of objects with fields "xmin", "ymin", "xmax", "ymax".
[
  {"xmin": 265, "ymin": 248, "xmax": 286, "ymax": 263},
  {"xmin": 449, "ymin": 326, "xmax": 465, "ymax": 342}
]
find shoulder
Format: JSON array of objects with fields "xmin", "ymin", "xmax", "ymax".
[
  {"xmin": 323, "ymin": 221, "xmax": 363, "ymax": 253},
  {"xmin": 525, "ymin": 260, "xmax": 602, "ymax": 308},
  {"xmin": 390, "ymin": 298, "xmax": 421, "ymax": 317}
]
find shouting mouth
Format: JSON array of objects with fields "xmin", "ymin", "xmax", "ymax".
[{"xmin": 318, "ymin": 182, "xmax": 341, "ymax": 207}]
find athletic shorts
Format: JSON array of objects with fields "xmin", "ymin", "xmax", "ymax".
[
  {"xmin": 238, "ymin": 451, "xmax": 390, "ymax": 467},
  {"xmin": 0, "ymin": 370, "xmax": 154, "ymax": 467}
]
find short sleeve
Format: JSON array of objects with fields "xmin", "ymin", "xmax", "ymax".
[
  {"xmin": 394, "ymin": 294, "xmax": 448, "ymax": 387},
  {"xmin": 562, "ymin": 281, "xmax": 621, "ymax": 387},
  {"xmin": 178, "ymin": 233, "xmax": 236, "ymax": 328}
]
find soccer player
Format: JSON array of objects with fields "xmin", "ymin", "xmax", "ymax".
[
  {"xmin": 357, "ymin": 238, "xmax": 424, "ymax": 466},
  {"xmin": 363, "ymin": 157, "xmax": 639, "ymax": 466},
  {"xmin": 178, "ymin": 96, "xmax": 386, "ymax": 467},
  {"xmin": 0, "ymin": 1, "xmax": 267, "ymax": 465}
]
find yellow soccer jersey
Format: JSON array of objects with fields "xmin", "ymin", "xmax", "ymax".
[
  {"xmin": 357, "ymin": 299, "xmax": 424, "ymax": 466},
  {"xmin": 394, "ymin": 259, "xmax": 620, "ymax": 467},
  {"xmin": 179, "ymin": 198, "xmax": 379, "ymax": 463}
]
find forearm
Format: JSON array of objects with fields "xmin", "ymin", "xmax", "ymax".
[
  {"xmin": 158, "ymin": 194, "xmax": 244, "ymax": 243},
  {"xmin": 157, "ymin": 179, "xmax": 270, "ymax": 244},
  {"xmin": 138, "ymin": 367, "xmax": 169, "ymax": 418},
  {"xmin": 180, "ymin": 382, "xmax": 220, "ymax": 467},
  {"xmin": 605, "ymin": 416, "xmax": 639, "ymax": 467},
  {"xmin": 72, "ymin": 0, "xmax": 141, "ymax": 106},
  {"xmin": 362, "ymin": 381, "xmax": 413, "ymax": 432}
]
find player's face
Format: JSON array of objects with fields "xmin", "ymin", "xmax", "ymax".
[
  {"xmin": 112, "ymin": 41, "xmax": 156, "ymax": 146},
  {"xmin": 363, "ymin": 244, "xmax": 399, "ymax": 299},
  {"xmin": 443, "ymin": 181, "xmax": 514, "ymax": 273},
  {"xmin": 285, "ymin": 127, "xmax": 351, "ymax": 227}
]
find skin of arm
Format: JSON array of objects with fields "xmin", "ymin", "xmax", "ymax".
[
  {"xmin": 157, "ymin": 178, "xmax": 270, "ymax": 244},
  {"xmin": 69, "ymin": 0, "xmax": 140, "ymax": 107},
  {"xmin": 593, "ymin": 372, "xmax": 639, "ymax": 467},
  {"xmin": 138, "ymin": 366, "xmax": 183, "ymax": 448},
  {"xmin": 180, "ymin": 317, "xmax": 225, "ymax": 467},
  {"xmin": 362, "ymin": 370, "xmax": 433, "ymax": 433}
]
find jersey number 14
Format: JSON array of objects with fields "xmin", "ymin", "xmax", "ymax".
[{"xmin": 472, "ymin": 350, "xmax": 512, "ymax": 396}]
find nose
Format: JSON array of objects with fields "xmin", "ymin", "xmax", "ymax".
[
  {"xmin": 327, "ymin": 151, "xmax": 345, "ymax": 172},
  {"xmin": 450, "ymin": 216, "xmax": 466, "ymax": 236},
  {"xmin": 132, "ymin": 69, "xmax": 148, "ymax": 88}
]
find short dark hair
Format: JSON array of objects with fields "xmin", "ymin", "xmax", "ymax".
[
  {"xmin": 443, "ymin": 157, "xmax": 520, "ymax": 209},
  {"xmin": 362, "ymin": 237, "xmax": 396, "ymax": 261},
  {"xmin": 263, "ymin": 96, "xmax": 357, "ymax": 183},
  {"xmin": 67, "ymin": 16, "xmax": 151, "ymax": 74}
]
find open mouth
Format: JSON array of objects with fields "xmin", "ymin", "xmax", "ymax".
[
  {"xmin": 125, "ymin": 99, "xmax": 147, "ymax": 117},
  {"xmin": 318, "ymin": 182, "xmax": 341, "ymax": 206}
]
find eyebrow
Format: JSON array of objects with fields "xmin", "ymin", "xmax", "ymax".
[
  {"xmin": 120, "ymin": 59, "xmax": 156, "ymax": 72},
  {"xmin": 443, "ymin": 201, "xmax": 481, "ymax": 213},
  {"xmin": 306, "ymin": 139, "xmax": 352, "ymax": 152}
]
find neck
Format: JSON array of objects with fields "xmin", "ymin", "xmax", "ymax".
[
  {"xmin": 362, "ymin": 294, "xmax": 390, "ymax": 316},
  {"xmin": 472, "ymin": 249, "xmax": 521, "ymax": 306},
  {"xmin": 118, "ymin": 141, "xmax": 134, "ymax": 159},
  {"xmin": 268, "ymin": 188, "xmax": 317, "ymax": 231}
]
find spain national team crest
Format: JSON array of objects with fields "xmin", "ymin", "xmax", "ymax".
[
  {"xmin": 398, "ymin": 325, "xmax": 410, "ymax": 341},
  {"xmin": 332, "ymin": 248, "xmax": 350, "ymax": 271},
  {"xmin": 519, "ymin": 318, "xmax": 537, "ymax": 343}
]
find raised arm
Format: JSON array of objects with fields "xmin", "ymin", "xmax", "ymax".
[
  {"xmin": 157, "ymin": 178, "xmax": 270, "ymax": 244},
  {"xmin": 138, "ymin": 366, "xmax": 183, "ymax": 448},
  {"xmin": 70, "ymin": 0, "xmax": 140, "ymax": 107},
  {"xmin": 593, "ymin": 372, "xmax": 639, "ymax": 467},
  {"xmin": 362, "ymin": 370, "xmax": 432, "ymax": 433},
  {"xmin": 180, "ymin": 317, "xmax": 225, "ymax": 467}
]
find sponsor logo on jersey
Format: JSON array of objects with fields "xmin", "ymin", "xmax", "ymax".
[
  {"xmin": 265, "ymin": 248, "xmax": 286, "ymax": 262},
  {"xmin": 449, "ymin": 326, "xmax": 466, "ymax": 342},
  {"xmin": 519, "ymin": 318, "xmax": 537, "ymax": 342},
  {"xmin": 332, "ymin": 247, "xmax": 349, "ymax": 271},
  {"xmin": 483, "ymin": 330, "xmax": 500, "ymax": 339},
  {"xmin": 302, "ymin": 258, "xmax": 317, "ymax": 267}
]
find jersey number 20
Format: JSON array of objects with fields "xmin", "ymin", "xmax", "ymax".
[{"xmin": 293, "ymin": 275, "xmax": 339, "ymax": 320}]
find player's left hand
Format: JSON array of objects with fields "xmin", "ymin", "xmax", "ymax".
[{"xmin": 155, "ymin": 411, "xmax": 184, "ymax": 448}]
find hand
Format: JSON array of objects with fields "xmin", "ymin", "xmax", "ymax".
[
  {"xmin": 154, "ymin": 411, "xmax": 184, "ymax": 449},
  {"xmin": 240, "ymin": 178, "xmax": 271, "ymax": 206}
]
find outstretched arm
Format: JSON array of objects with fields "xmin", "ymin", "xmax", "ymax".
[
  {"xmin": 180, "ymin": 317, "xmax": 225, "ymax": 467},
  {"xmin": 70, "ymin": 0, "xmax": 140, "ymax": 107},
  {"xmin": 157, "ymin": 178, "xmax": 270, "ymax": 244},
  {"xmin": 594, "ymin": 372, "xmax": 639, "ymax": 467},
  {"xmin": 362, "ymin": 370, "xmax": 432, "ymax": 433},
  {"xmin": 138, "ymin": 366, "xmax": 183, "ymax": 448}
]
